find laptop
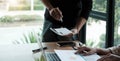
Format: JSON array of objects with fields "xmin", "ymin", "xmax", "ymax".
[{"xmin": 35, "ymin": 35, "xmax": 61, "ymax": 61}]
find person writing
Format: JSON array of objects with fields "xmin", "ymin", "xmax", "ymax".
[
  {"xmin": 75, "ymin": 45, "xmax": 120, "ymax": 61},
  {"xmin": 41, "ymin": 0, "xmax": 92, "ymax": 42}
]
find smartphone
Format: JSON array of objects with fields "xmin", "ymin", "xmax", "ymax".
[{"xmin": 57, "ymin": 41, "xmax": 75, "ymax": 47}]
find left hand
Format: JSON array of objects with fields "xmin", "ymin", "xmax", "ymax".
[
  {"xmin": 62, "ymin": 28, "xmax": 78, "ymax": 37},
  {"xmin": 97, "ymin": 54, "xmax": 120, "ymax": 61},
  {"xmin": 71, "ymin": 28, "xmax": 78, "ymax": 35}
]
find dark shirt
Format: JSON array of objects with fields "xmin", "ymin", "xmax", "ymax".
[{"xmin": 44, "ymin": 0, "xmax": 92, "ymax": 28}]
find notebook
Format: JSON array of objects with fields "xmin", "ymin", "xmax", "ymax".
[
  {"xmin": 54, "ymin": 50, "xmax": 101, "ymax": 61},
  {"xmin": 50, "ymin": 27, "xmax": 72, "ymax": 36},
  {"xmin": 54, "ymin": 50, "xmax": 85, "ymax": 61}
]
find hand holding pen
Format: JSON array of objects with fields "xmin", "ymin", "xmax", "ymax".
[
  {"xmin": 49, "ymin": 7, "xmax": 63, "ymax": 22},
  {"xmin": 75, "ymin": 45, "xmax": 97, "ymax": 56}
]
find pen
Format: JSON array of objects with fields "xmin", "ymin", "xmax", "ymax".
[{"xmin": 32, "ymin": 47, "xmax": 47, "ymax": 53}]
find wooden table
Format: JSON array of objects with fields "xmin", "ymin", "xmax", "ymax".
[
  {"xmin": 42, "ymin": 42, "xmax": 75, "ymax": 52},
  {"xmin": 0, "ymin": 41, "xmax": 79, "ymax": 61}
]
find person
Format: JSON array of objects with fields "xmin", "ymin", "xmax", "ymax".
[
  {"xmin": 75, "ymin": 45, "xmax": 120, "ymax": 61},
  {"xmin": 41, "ymin": 0, "xmax": 92, "ymax": 42}
]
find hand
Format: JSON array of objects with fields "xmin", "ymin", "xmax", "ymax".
[
  {"xmin": 61, "ymin": 28, "xmax": 78, "ymax": 37},
  {"xmin": 71, "ymin": 28, "xmax": 78, "ymax": 35},
  {"xmin": 75, "ymin": 46, "xmax": 97, "ymax": 56},
  {"xmin": 49, "ymin": 7, "xmax": 63, "ymax": 21},
  {"xmin": 63, "ymin": 28, "xmax": 78, "ymax": 37},
  {"xmin": 97, "ymin": 54, "xmax": 120, "ymax": 61}
]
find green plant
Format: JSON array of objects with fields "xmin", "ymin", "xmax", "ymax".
[
  {"xmin": 13, "ymin": 15, "xmax": 43, "ymax": 22},
  {"xmin": 34, "ymin": 0, "xmax": 45, "ymax": 10},
  {"xmin": 13, "ymin": 28, "xmax": 43, "ymax": 44},
  {"xmin": 22, "ymin": 32, "xmax": 38, "ymax": 44},
  {"xmin": 0, "ymin": 16, "xmax": 14, "ymax": 23},
  {"xmin": 114, "ymin": 34, "xmax": 120, "ymax": 46},
  {"xmin": 29, "ymin": 32, "xmax": 38, "ymax": 43},
  {"xmin": 86, "ymin": 39, "xmax": 102, "ymax": 48},
  {"xmin": 86, "ymin": 39, "xmax": 94, "ymax": 47},
  {"xmin": 34, "ymin": 53, "xmax": 47, "ymax": 61},
  {"xmin": 34, "ymin": 5, "xmax": 45, "ymax": 10}
]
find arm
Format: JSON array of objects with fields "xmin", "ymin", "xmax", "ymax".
[
  {"xmin": 97, "ymin": 45, "xmax": 120, "ymax": 61},
  {"xmin": 108, "ymin": 45, "xmax": 120, "ymax": 55},
  {"xmin": 96, "ymin": 45, "xmax": 120, "ymax": 55},
  {"xmin": 75, "ymin": 46, "xmax": 111, "ymax": 56},
  {"xmin": 41, "ymin": 0, "xmax": 63, "ymax": 21},
  {"xmin": 97, "ymin": 45, "xmax": 120, "ymax": 56},
  {"xmin": 71, "ymin": 0, "xmax": 92, "ymax": 34},
  {"xmin": 97, "ymin": 54, "xmax": 120, "ymax": 61},
  {"xmin": 96, "ymin": 48, "xmax": 111, "ymax": 55},
  {"xmin": 72, "ymin": 17, "xmax": 86, "ymax": 35}
]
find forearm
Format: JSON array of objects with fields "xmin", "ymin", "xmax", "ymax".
[
  {"xmin": 108, "ymin": 45, "xmax": 120, "ymax": 55},
  {"xmin": 41, "ymin": 0, "xmax": 53, "ymax": 10},
  {"xmin": 74, "ymin": 17, "xmax": 86, "ymax": 33},
  {"xmin": 96, "ymin": 48, "xmax": 111, "ymax": 55}
]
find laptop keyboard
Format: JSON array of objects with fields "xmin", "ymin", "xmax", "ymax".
[{"xmin": 45, "ymin": 52, "xmax": 61, "ymax": 61}]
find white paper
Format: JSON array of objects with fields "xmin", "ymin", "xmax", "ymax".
[
  {"xmin": 50, "ymin": 28, "xmax": 72, "ymax": 36},
  {"xmin": 54, "ymin": 50, "xmax": 85, "ymax": 61},
  {"xmin": 83, "ymin": 53, "xmax": 101, "ymax": 61},
  {"xmin": 54, "ymin": 50, "xmax": 101, "ymax": 61}
]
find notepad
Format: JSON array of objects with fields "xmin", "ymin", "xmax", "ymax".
[
  {"xmin": 54, "ymin": 50, "xmax": 85, "ymax": 61},
  {"xmin": 83, "ymin": 53, "xmax": 101, "ymax": 61},
  {"xmin": 54, "ymin": 50, "xmax": 101, "ymax": 61},
  {"xmin": 50, "ymin": 28, "xmax": 72, "ymax": 36}
]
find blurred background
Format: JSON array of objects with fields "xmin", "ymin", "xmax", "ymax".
[{"xmin": 0, "ymin": 0, "xmax": 120, "ymax": 48}]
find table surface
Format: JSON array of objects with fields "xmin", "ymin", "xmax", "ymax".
[{"xmin": 0, "ymin": 42, "xmax": 75, "ymax": 61}]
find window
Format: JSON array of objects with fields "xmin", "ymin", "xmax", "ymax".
[
  {"xmin": 92, "ymin": 0, "xmax": 107, "ymax": 13},
  {"xmin": 0, "ymin": 0, "xmax": 45, "ymax": 44},
  {"xmin": 114, "ymin": 0, "xmax": 120, "ymax": 46},
  {"xmin": 8, "ymin": 0, "xmax": 31, "ymax": 11},
  {"xmin": 86, "ymin": 17, "xmax": 106, "ymax": 48},
  {"xmin": 0, "ymin": 0, "xmax": 7, "ymax": 11},
  {"xmin": 85, "ymin": 0, "xmax": 107, "ymax": 48},
  {"xmin": 34, "ymin": 0, "xmax": 45, "ymax": 10}
]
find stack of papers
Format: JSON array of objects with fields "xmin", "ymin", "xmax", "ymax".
[
  {"xmin": 50, "ymin": 28, "xmax": 72, "ymax": 36},
  {"xmin": 54, "ymin": 50, "xmax": 101, "ymax": 61}
]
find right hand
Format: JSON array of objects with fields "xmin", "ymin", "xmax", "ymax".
[
  {"xmin": 75, "ymin": 46, "xmax": 97, "ymax": 56},
  {"xmin": 63, "ymin": 28, "xmax": 78, "ymax": 38},
  {"xmin": 49, "ymin": 7, "xmax": 63, "ymax": 21}
]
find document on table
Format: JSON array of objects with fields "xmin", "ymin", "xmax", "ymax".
[
  {"xmin": 83, "ymin": 53, "xmax": 101, "ymax": 61},
  {"xmin": 54, "ymin": 50, "xmax": 101, "ymax": 61},
  {"xmin": 50, "ymin": 28, "xmax": 72, "ymax": 36}
]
